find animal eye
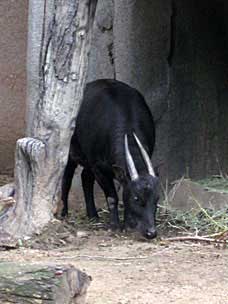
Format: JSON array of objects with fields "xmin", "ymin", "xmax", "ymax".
[{"xmin": 134, "ymin": 196, "xmax": 139, "ymax": 202}]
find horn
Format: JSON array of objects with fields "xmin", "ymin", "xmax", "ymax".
[
  {"xmin": 124, "ymin": 134, "xmax": 139, "ymax": 181},
  {"xmin": 133, "ymin": 133, "xmax": 155, "ymax": 177}
]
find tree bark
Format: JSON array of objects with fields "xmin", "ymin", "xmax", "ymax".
[
  {"xmin": 0, "ymin": 263, "xmax": 91, "ymax": 304},
  {"xmin": 0, "ymin": 0, "xmax": 98, "ymax": 241}
]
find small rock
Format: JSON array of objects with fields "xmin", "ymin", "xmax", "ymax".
[
  {"xmin": 167, "ymin": 178, "xmax": 228, "ymax": 211},
  {"xmin": 23, "ymin": 236, "xmax": 31, "ymax": 241},
  {"xmin": 18, "ymin": 239, "xmax": 23, "ymax": 247},
  {"xmin": 77, "ymin": 231, "xmax": 89, "ymax": 238},
  {"xmin": 66, "ymin": 234, "xmax": 76, "ymax": 243}
]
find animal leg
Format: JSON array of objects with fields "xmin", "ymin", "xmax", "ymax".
[
  {"xmin": 81, "ymin": 168, "xmax": 99, "ymax": 219},
  {"xmin": 61, "ymin": 158, "xmax": 77, "ymax": 217},
  {"xmin": 94, "ymin": 168, "xmax": 120, "ymax": 230}
]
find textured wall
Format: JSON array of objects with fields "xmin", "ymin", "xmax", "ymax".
[
  {"xmin": 1, "ymin": 0, "xmax": 228, "ymax": 184},
  {"xmin": 88, "ymin": 0, "xmax": 228, "ymax": 182},
  {"xmin": 0, "ymin": 0, "xmax": 28, "ymax": 173},
  {"xmin": 167, "ymin": 0, "xmax": 228, "ymax": 179},
  {"xmin": 87, "ymin": 0, "xmax": 115, "ymax": 82},
  {"xmin": 113, "ymin": 0, "xmax": 171, "ymax": 181}
]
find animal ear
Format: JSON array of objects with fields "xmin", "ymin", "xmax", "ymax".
[
  {"xmin": 112, "ymin": 165, "xmax": 126, "ymax": 183},
  {"xmin": 154, "ymin": 161, "xmax": 165, "ymax": 177}
]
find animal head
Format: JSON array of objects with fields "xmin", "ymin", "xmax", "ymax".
[{"xmin": 114, "ymin": 133, "xmax": 159, "ymax": 239}]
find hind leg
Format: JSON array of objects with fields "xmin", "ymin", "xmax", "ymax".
[
  {"xmin": 81, "ymin": 168, "xmax": 99, "ymax": 219},
  {"xmin": 61, "ymin": 158, "xmax": 77, "ymax": 217}
]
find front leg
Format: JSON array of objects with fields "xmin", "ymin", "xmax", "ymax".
[
  {"xmin": 106, "ymin": 196, "xmax": 120, "ymax": 230},
  {"xmin": 94, "ymin": 167, "xmax": 120, "ymax": 230}
]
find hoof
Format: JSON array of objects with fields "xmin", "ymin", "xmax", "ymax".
[
  {"xmin": 61, "ymin": 209, "xmax": 68, "ymax": 218},
  {"xmin": 88, "ymin": 215, "xmax": 100, "ymax": 223},
  {"xmin": 109, "ymin": 222, "xmax": 121, "ymax": 232}
]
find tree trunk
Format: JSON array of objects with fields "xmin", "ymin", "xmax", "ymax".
[
  {"xmin": 0, "ymin": 263, "xmax": 91, "ymax": 304},
  {"xmin": 0, "ymin": 0, "xmax": 98, "ymax": 241}
]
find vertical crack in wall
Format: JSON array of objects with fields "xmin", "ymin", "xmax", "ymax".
[
  {"xmin": 87, "ymin": 0, "xmax": 115, "ymax": 82},
  {"xmin": 107, "ymin": 41, "xmax": 116, "ymax": 79},
  {"xmin": 167, "ymin": 1, "xmax": 176, "ymax": 67}
]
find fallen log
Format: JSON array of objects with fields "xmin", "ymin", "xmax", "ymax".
[{"xmin": 0, "ymin": 263, "xmax": 91, "ymax": 304}]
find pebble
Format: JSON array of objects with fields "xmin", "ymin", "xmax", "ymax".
[{"xmin": 77, "ymin": 231, "xmax": 89, "ymax": 238}]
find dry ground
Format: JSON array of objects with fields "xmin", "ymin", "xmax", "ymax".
[
  {"xmin": 1, "ymin": 224, "xmax": 228, "ymax": 304},
  {"xmin": 1, "ymin": 174, "xmax": 228, "ymax": 303}
]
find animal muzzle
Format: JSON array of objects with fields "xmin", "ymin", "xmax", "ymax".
[
  {"xmin": 135, "ymin": 221, "xmax": 157, "ymax": 239},
  {"xmin": 137, "ymin": 218, "xmax": 157, "ymax": 239}
]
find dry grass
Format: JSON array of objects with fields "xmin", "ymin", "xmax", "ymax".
[
  {"xmin": 158, "ymin": 176, "xmax": 228, "ymax": 245},
  {"xmin": 197, "ymin": 175, "xmax": 228, "ymax": 194},
  {"xmin": 0, "ymin": 175, "xmax": 13, "ymax": 187}
]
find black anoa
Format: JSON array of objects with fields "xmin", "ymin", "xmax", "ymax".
[{"xmin": 61, "ymin": 79, "xmax": 159, "ymax": 239}]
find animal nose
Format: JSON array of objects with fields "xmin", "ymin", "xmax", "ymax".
[{"xmin": 145, "ymin": 228, "xmax": 157, "ymax": 239}]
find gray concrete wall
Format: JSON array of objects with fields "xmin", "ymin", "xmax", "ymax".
[
  {"xmin": 87, "ymin": 0, "xmax": 228, "ymax": 182},
  {"xmin": 113, "ymin": 0, "xmax": 171, "ymax": 181},
  {"xmin": 87, "ymin": 0, "xmax": 115, "ymax": 82},
  {"xmin": 167, "ymin": 0, "xmax": 228, "ymax": 179},
  {"xmin": 0, "ymin": 0, "xmax": 28, "ymax": 174}
]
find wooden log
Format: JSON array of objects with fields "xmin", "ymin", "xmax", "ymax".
[{"xmin": 0, "ymin": 263, "xmax": 91, "ymax": 304}]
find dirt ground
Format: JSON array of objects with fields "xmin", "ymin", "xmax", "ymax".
[
  {"xmin": 1, "ymin": 222, "xmax": 228, "ymax": 304},
  {"xmin": 1, "ymin": 173, "xmax": 228, "ymax": 303}
]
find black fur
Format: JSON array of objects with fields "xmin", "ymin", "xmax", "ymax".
[{"xmin": 62, "ymin": 79, "xmax": 159, "ymax": 239}]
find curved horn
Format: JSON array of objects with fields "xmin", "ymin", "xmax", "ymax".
[
  {"xmin": 133, "ymin": 133, "xmax": 155, "ymax": 177},
  {"xmin": 124, "ymin": 134, "xmax": 139, "ymax": 181}
]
